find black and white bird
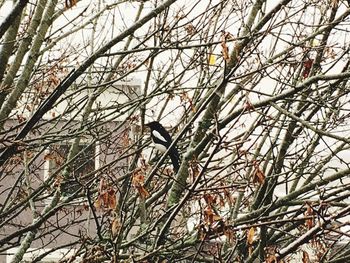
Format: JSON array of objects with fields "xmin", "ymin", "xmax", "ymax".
[{"xmin": 145, "ymin": 121, "xmax": 180, "ymax": 173}]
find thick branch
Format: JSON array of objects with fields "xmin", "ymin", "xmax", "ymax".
[{"xmin": 0, "ymin": 0, "xmax": 28, "ymax": 39}]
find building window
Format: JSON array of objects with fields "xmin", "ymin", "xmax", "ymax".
[{"xmin": 45, "ymin": 142, "xmax": 98, "ymax": 196}]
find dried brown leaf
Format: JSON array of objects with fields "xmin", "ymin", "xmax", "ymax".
[
  {"xmin": 94, "ymin": 197, "xmax": 101, "ymax": 209},
  {"xmin": 180, "ymin": 92, "xmax": 196, "ymax": 113},
  {"xmin": 53, "ymin": 175, "xmax": 64, "ymax": 188},
  {"xmin": 305, "ymin": 203, "xmax": 314, "ymax": 229},
  {"xmin": 94, "ymin": 187, "xmax": 117, "ymax": 210},
  {"xmin": 223, "ymin": 188, "xmax": 235, "ymax": 206},
  {"xmin": 198, "ymin": 225, "xmax": 207, "ymax": 241},
  {"xmin": 221, "ymin": 42, "xmax": 230, "ymax": 62},
  {"xmin": 332, "ymin": 0, "xmax": 339, "ymax": 8},
  {"xmin": 132, "ymin": 169, "xmax": 150, "ymax": 199},
  {"xmin": 302, "ymin": 59, "xmax": 313, "ymax": 78},
  {"xmin": 266, "ymin": 255, "xmax": 277, "ymax": 263},
  {"xmin": 17, "ymin": 114, "xmax": 26, "ymax": 123},
  {"xmin": 185, "ymin": 24, "xmax": 196, "ymax": 36},
  {"xmin": 224, "ymin": 227, "xmax": 235, "ymax": 244},
  {"xmin": 221, "ymin": 32, "xmax": 231, "ymax": 63},
  {"xmin": 111, "ymin": 218, "xmax": 121, "ymax": 238},
  {"xmin": 43, "ymin": 153, "xmax": 54, "ymax": 161},
  {"xmin": 244, "ymin": 99, "xmax": 255, "ymax": 111},
  {"xmin": 65, "ymin": 0, "xmax": 77, "ymax": 9},
  {"xmin": 204, "ymin": 206, "xmax": 221, "ymax": 225},
  {"xmin": 252, "ymin": 160, "xmax": 265, "ymax": 184},
  {"xmin": 302, "ymin": 250, "xmax": 310, "ymax": 263},
  {"xmin": 204, "ymin": 194, "xmax": 216, "ymax": 206},
  {"xmin": 107, "ymin": 189, "xmax": 117, "ymax": 209},
  {"xmin": 247, "ymin": 227, "xmax": 255, "ymax": 245}
]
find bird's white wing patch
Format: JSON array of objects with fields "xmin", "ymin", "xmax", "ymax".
[
  {"xmin": 152, "ymin": 130, "xmax": 167, "ymax": 143},
  {"xmin": 154, "ymin": 143, "xmax": 167, "ymax": 153}
]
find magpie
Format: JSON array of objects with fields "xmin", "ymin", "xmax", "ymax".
[{"xmin": 145, "ymin": 121, "xmax": 180, "ymax": 173}]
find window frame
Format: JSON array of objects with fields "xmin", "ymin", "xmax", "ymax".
[{"xmin": 43, "ymin": 140, "xmax": 100, "ymax": 204}]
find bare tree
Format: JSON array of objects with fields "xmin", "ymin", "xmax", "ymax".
[{"xmin": 1, "ymin": 0, "xmax": 350, "ymax": 262}]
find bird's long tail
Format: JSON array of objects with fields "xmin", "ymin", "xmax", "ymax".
[{"xmin": 169, "ymin": 147, "xmax": 180, "ymax": 173}]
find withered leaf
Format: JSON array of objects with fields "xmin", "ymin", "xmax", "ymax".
[
  {"xmin": 132, "ymin": 169, "xmax": 150, "ymax": 199},
  {"xmin": 305, "ymin": 203, "xmax": 314, "ymax": 229},
  {"xmin": 94, "ymin": 187, "xmax": 117, "ymax": 210},
  {"xmin": 247, "ymin": 227, "xmax": 255, "ymax": 245},
  {"xmin": 302, "ymin": 59, "xmax": 313, "ymax": 78},
  {"xmin": 266, "ymin": 255, "xmax": 278, "ymax": 263},
  {"xmin": 252, "ymin": 160, "xmax": 265, "ymax": 184},
  {"xmin": 65, "ymin": 0, "xmax": 77, "ymax": 9},
  {"xmin": 302, "ymin": 250, "xmax": 310, "ymax": 263},
  {"xmin": 221, "ymin": 32, "xmax": 231, "ymax": 63},
  {"xmin": 111, "ymin": 218, "xmax": 121, "ymax": 238},
  {"xmin": 204, "ymin": 206, "xmax": 221, "ymax": 225},
  {"xmin": 224, "ymin": 227, "xmax": 235, "ymax": 244}
]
